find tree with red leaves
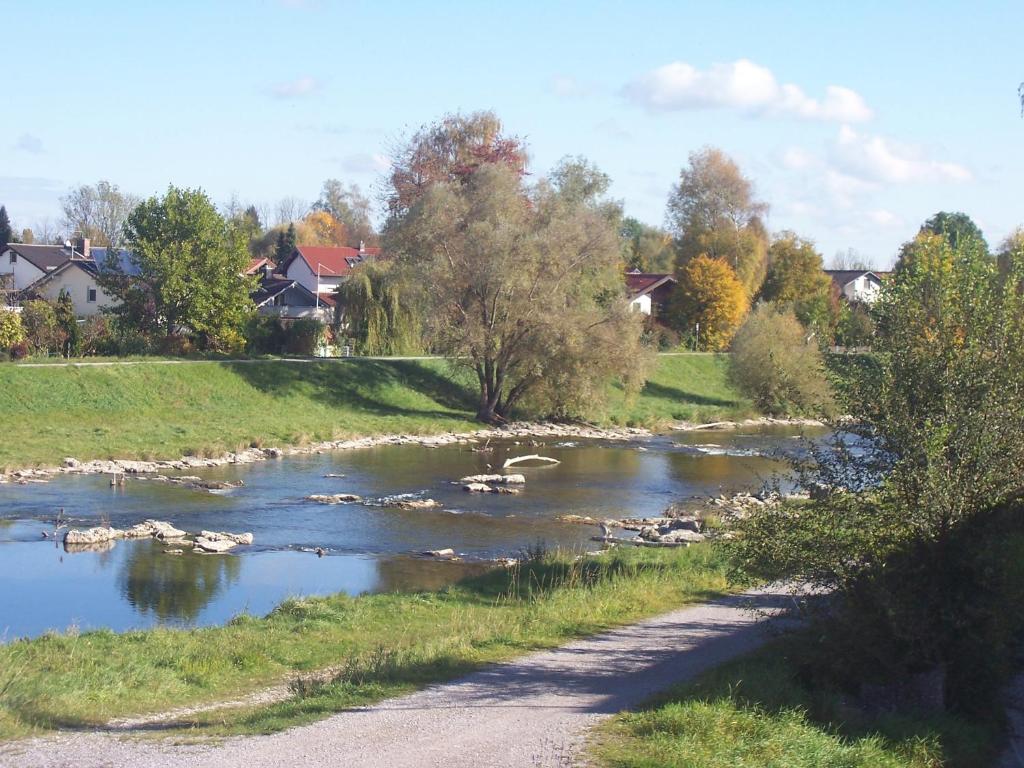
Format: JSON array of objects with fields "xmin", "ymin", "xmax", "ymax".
[{"xmin": 386, "ymin": 111, "xmax": 527, "ymax": 220}]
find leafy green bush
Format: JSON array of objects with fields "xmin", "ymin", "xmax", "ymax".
[
  {"xmin": 728, "ymin": 303, "xmax": 833, "ymax": 416},
  {"xmin": 0, "ymin": 309, "xmax": 25, "ymax": 353}
]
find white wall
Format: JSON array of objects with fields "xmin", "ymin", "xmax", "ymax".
[
  {"xmin": 843, "ymin": 275, "xmax": 882, "ymax": 303},
  {"xmin": 35, "ymin": 266, "xmax": 115, "ymax": 317},
  {"xmin": 284, "ymin": 257, "xmax": 343, "ymax": 297},
  {"xmin": 629, "ymin": 294, "xmax": 652, "ymax": 315},
  {"xmin": 0, "ymin": 248, "xmax": 46, "ymax": 290}
]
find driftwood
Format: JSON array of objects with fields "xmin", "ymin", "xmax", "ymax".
[
  {"xmin": 502, "ymin": 454, "xmax": 560, "ymax": 469},
  {"xmin": 591, "ymin": 535, "xmax": 693, "ymax": 548}
]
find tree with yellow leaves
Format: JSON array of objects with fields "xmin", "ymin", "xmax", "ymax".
[
  {"xmin": 302, "ymin": 210, "xmax": 348, "ymax": 247},
  {"xmin": 667, "ymin": 255, "xmax": 748, "ymax": 350}
]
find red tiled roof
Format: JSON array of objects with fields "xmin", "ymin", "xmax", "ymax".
[
  {"xmin": 294, "ymin": 245, "xmax": 382, "ymax": 277},
  {"xmin": 316, "ymin": 292, "xmax": 337, "ymax": 307},
  {"xmin": 245, "ymin": 258, "xmax": 273, "ymax": 275},
  {"xmin": 625, "ymin": 272, "xmax": 675, "ymax": 298}
]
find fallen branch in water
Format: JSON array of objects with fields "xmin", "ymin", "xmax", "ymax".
[{"xmin": 502, "ymin": 454, "xmax": 560, "ymax": 469}]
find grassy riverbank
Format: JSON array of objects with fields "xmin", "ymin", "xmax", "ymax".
[
  {"xmin": 0, "ymin": 546, "xmax": 729, "ymax": 741},
  {"xmin": 589, "ymin": 637, "xmax": 999, "ymax": 768},
  {"xmin": 0, "ymin": 354, "xmax": 751, "ymax": 469}
]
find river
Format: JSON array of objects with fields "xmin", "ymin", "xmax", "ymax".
[{"xmin": 0, "ymin": 424, "xmax": 822, "ymax": 639}]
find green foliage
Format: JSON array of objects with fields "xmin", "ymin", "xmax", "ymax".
[
  {"xmin": 919, "ymin": 211, "xmax": 986, "ymax": 251},
  {"xmin": 105, "ymin": 186, "xmax": 256, "ymax": 349},
  {"xmin": 761, "ymin": 232, "xmax": 836, "ymax": 335},
  {"xmin": 337, "ymin": 261, "xmax": 422, "ymax": 356},
  {"xmin": 731, "ymin": 231, "xmax": 1024, "ymax": 714},
  {"xmin": 621, "ymin": 217, "xmax": 675, "ymax": 272},
  {"xmin": 54, "ymin": 290, "xmax": 80, "ymax": 358},
  {"xmin": 19, "ymin": 300, "xmax": 62, "ymax": 355},
  {"xmin": 388, "ymin": 159, "xmax": 647, "ymax": 423},
  {"xmin": 728, "ymin": 304, "xmax": 833, "ymax": 416},
  {"xmin": 312, "ymin": 180, "xmax": 375, "ymax": 247},
  {"xmin": 0, "ymin": 310, "xmax": 24, "ymax": 351},
  {"xmin": 274, "ymin": 223, "xmax": 297, "ymax": 263},
  {"xmin": 834, "ymin": 302, "xmax": 875, "ymax": 347},
  {"xmin": 0, "ymin": 206, "xmax": 11, "ymax": 248},
  {"xmin": 283, "ymin": 318, "xmax": 325, "ymax": 356}
]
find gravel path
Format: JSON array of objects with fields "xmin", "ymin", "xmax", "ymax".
[{"xmin": 0, "ymin": 588, "xmax": 789, "ymax": 768}]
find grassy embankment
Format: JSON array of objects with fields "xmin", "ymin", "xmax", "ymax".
[
  {"xmin": 0, "ymin": 353, "xmax": 752, "ymax": 469},
  {"xmin": 0, "ymin": 546, "xmax": 729, "ymax": 741},
  {"xmin": 589, "ymin": 637, "xmax": 999, "ymax": 768}
]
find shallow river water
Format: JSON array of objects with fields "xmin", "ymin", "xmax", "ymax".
[{"xmin": 0, "ymin": 425, "xmax": 822, "ymax": 639}]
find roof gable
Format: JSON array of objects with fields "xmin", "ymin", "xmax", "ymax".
[
  {"xmin": 625, "ymin": 271, "xmax": 676, "ymax": 298},
  {"xmin": 5, "ymin": 243, "xmax": 78, "ymax": 272},
  {"xmin": 23, "ymin": 258, "xmax": 99, "ymax": 294},
  {"xmin": 286, "ymin": 245, "xmax": 381, "ymax": 278}
]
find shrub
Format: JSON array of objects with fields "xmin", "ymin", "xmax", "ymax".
[
  {"xmin": 20, "ymin": 300, "xmax": 63, "ymax": 355},
  {"xmin": 728, "ymin": 303, "xmax": 833, "ymax": 416},
  {"xmin": 284, "ymin": 318, "xmax": 325, "ymax": 356},
  {"xmin": 0, "ymin": 309, "xmax": 25, "ymax": 352}
]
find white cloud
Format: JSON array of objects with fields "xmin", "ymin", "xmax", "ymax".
[
  {"xmin": 834, "ymin": 125, "xmax": 972, "ymax": 184},
  {"xmin": 623, "ymin": 59, "xmax": 872, "ymax": 122},
  {"xmin": 866, "ymin": 209, "xmax": 899, "ymax": 226},
  {"xmin": 14, "ymin": 134, "xmax": 43, "ymax": 154},
  {"xmin": 339, "ymin": 153, "xmax": 388, "ymax": 174},
  {"xmin": 270, "ymin": 76, "xmax": 319, "ymax": 99}
]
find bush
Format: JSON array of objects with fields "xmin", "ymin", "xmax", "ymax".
[
  {"xmin": 0, "ymin": 309, "xmax": 25, "ymax": 353},
  {"xmin": 728, "ymin": 303, "xmax": 833, "ymax": 416},
  {"xmin": 284, "ymin": 318, "xmax": 325, "ymax": 356},
  {"xmin": 20, "ymin": 300, "xmax": 62, "ymax": 355},
  {"xmin": 81, "ymin": 316, "xmax": 119, "ymax": 357},
  {"xmin": 245, "ymin": 316, "xmax": 288, "ymax": 355}
]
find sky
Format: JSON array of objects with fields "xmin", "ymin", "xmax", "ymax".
[{"xmin": 2, "ymin": 0, "xmax": 1022, "ymax": 267}]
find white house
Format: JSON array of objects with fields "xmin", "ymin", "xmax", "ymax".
[
  {"xmin": 824, "ymin": 270, "xmax": 888, "ymax": 304},
  {"xmin": 625, "ymin": 271, "xmax": 676, "ymax": 317},
  {"xmin": 23, "ymin": 259, "xmax": 116, "ymax": 317},
  {"xmin": 278, "ymin": 244, "xmax": 381, "ymax": 306},
  {"xmin": 0, "ymin": 242, "xmax": 90, "ymax": 291}
]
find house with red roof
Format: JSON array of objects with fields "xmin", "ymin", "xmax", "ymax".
[
  {"xmin": 625, "ymin": 270, "xmax": 676, "ymax": 319},
  {"xmin": 277, "ymin": 244, "xmax": 381, "ymax": 308}
]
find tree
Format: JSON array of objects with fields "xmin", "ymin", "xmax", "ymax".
[
  {"xmin": 20, "ymin": 228, "xmax": 34, "ymax": 244},
  {"xmin": 761, "ymin": 232, "xmax": 835, "ymax": 334},
  {"xmin": 60, "ymin": 181, "xmax": 139, "ymax": 247},
  {"xmin": 667, "ymin": 255, "xmax": 747, "ymax": 351},
  {"xmin": 386, "ymin": 110, "xmax": 527, "ymax": 219},
  {"xmin": 302, "ymin": 210, "xmax": 347, "ymax": 247},
  {"xmin": 732, "ymin": 231, "xmax": 1024, "ymax": 713},
  {"xmin": 55, "ymin": 290, "xmax": 81, "ymax": 357},
  {"xmin": 387, "ymin": 162, "xmax": 647, "ymax": 423},
  {"xmin": 729, "ymin": 304, "xmax": 833, "ymax": 416},
  {"xmin": 312, "ymin": 180, "xmax": 376, "ymax": 247},
  {"xmin": 919, "ymin": 211, "xmax": 986, "ymax": 252},
  {"xmin": 0, "ymin": 206, "xmax": 11, "ymax": 249},
  {"xmin": 0, "ymin": 310, "xmax": 24, "ymax": 351},
  {"xmin": 337, "ymin": 260, "xmax": 422, "ymax": 355},
  {"xmin": 105, "ymin": 186, "xmax": 255, "ymax": 347},
  {"xmin": 621, "ymin": 217, "xmax": 675, "ymax": 272},
  {"xmin": 666, "ymin": 147, "xmax": 769, "ymax": 295},
  {"xmin": 274, "ymin": 223, "xmax": 297, "ymax": 263},
  {"xmin": 274, "ymin": 197, "xmax": 308, "ymax": 227},
  {"xmin": 829, "ymin": 247, "xmax": 872, "ymax": 271}
]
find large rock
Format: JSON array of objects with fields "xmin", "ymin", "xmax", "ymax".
[
  {"xmin": 194, "ymin": 536, "xmax": 238, "ymax": 553},
  {"xmin": 463, "ymin": 483, "xmax": 521, "ymax": 495},
  {"xmin": 423, "ymin": 548, "xmax": 460, "ymax": 560},
  {"xmin": 64, "ymin": 527, "xmax": 124, "ymax": 545},
  {"xmin": 306, "ymin": 493, "xmax": 362, "ymax": 504},
  {"xmin": 385, "ymin": 499, "xmax": 441, "ymax": 511},
  {"xmin": 459, "ymin": 474, "xmax": 526, "ymax": 485},
  {"xmin": 658, "ymin": 529, "xmax": 705, "ymax": 544},
  {"xmin": 199, "ymin": 530, "xmax": 254, "ymax": 546},
  {"xmin": 124, "ymin": 520, "xmax": 186, "ymax": 540}
]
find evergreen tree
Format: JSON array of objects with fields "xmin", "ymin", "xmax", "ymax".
[
  {"xmin": 275, "ymin": 223, "xmax": 297, "ymax": 263},
  {"xmin": 55, "ymin": 290, "xmax": 81, "ymax": 358},
  {"xmin": 0, "ymin": 206, "xmax": 12, "ymax": 249}
]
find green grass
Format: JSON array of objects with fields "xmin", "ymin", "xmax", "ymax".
[
  {"xmin": 589, "ymin": 637, "xmax": 999, "ymax": 768},
  {"xmin": 0, "ymin": 354, "xmax": 753, "ymax": 469},
  {"xmin": 0, "ymin": 546, "xmax": 730, "ymax": 741}
]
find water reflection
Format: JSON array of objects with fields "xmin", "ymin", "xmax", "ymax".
[
  {"xmin": 0, "ymin": 427, "xmax": 825, "ymax": 638},
  {"xmin": 118, "ymin": 541, "xmax": 242, "ymax": 622}
]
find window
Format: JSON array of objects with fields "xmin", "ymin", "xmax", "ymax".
[
  {"xmin": 87, "ymin": 287, "xmax": 97, "ymax": 303},
  {"xmin": 9, "ymin": 252, "xmax": 15, "ymax": 264}
]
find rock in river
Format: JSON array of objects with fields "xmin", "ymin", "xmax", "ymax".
[
  {"xmin": 463, "ymin": 483, "xmax": 521, "ymax": 495},
  {"xmin": 64, "ymin": 526, "xmax": 125, "ymax": 545},
  {"xmin": 459, "ymin": 474, "xmax": 526, "ymax": 485},
  {"xmin": 306, "ymin": 493, "xmax": 362, "ymax": 504},
  {"xmin": 124, "ymin": 520, "xmax": 186, "ymax": 540}
]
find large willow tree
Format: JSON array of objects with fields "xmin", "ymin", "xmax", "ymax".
[
  {"xmin": 386, "ymin": 163, "xmax": 648, "ymax": 423},
  {"xmin": 337, "ymin": 261, "xmax": 422, "ymax": 356}
]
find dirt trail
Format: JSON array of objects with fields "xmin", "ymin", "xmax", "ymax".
[{"xmin": 0, "ymin": 587, "xmax": 790, "ymax": 768}]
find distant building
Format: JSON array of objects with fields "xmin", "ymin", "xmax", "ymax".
[
  {"xmin": 277, "ymin": 244, "xmax": 381, "ymax": 307},
  {"xmin": 1, "ymin": 239, "xmax": 118, "ymax": 317},
  {"xmin": 824, "ymin": 270, "xmax": 889, "ymax": 304},
  {"xmin": 625, "ymin": 270, "xmax": 676, "ymax": 318}
]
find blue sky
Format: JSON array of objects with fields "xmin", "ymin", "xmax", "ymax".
[{"xmin": 3, "ymin": 0, "xmax": 1021, "ymax": 267}]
